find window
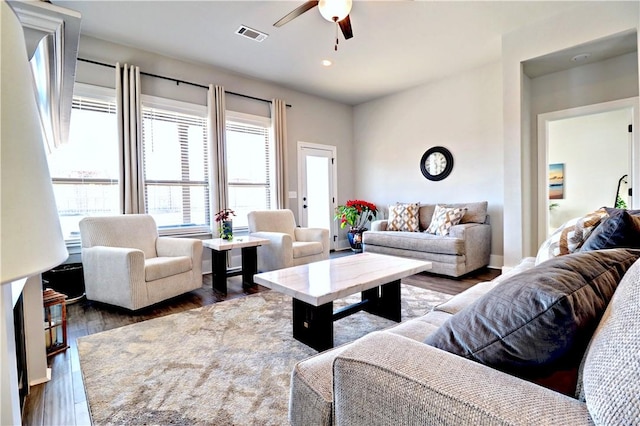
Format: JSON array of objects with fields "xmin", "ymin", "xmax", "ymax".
[
  {"xmin": 47, "ymin": 84, "xmax": 118, "ymax": 242},
  {"xmin": 141, "ymin": 96, "xmax": 209, "ymax": 234},
  {"xmin": 226, "ymin": 112, "xmax": 274, "ymax": 229}
]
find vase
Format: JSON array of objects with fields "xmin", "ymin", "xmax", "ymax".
[
  {"xmin": 220, "ymin": 220, "xmax": 233, "ymax": 240},
  {"xmin": 347, "ymin": 227, "xmax": 366, "ymax": 253}
]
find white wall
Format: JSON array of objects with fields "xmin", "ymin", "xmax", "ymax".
[
  {"xmin": 75, "ymin": 36, "xmax": 355, "ymax": 228},
  {"xmin": 548, "ymin": 109, "xmax": 631, "ymax": 229},
  {"xmin": 502, "ymin": 1, "xmax": 639, "ymax": 267},
  {"xmin": 72, "ymin": 36, "xmax": 355, "ymax": 263},
  {"xmin": 354, "ymin": 62, "xmax": 504, "ymax": 266}
]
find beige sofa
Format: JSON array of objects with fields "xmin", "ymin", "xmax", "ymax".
[
  {"xmin": 362, "ymin": 201, "xmax": 491, "ymax": 276},
  {"xmin": 289, "ymin": 249, "xmax": 640, "ymax": 425}
]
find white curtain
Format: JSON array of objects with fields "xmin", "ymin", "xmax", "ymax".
[
  {"xmin": 208, "ymin": 85, "xmax": 228, "ymax": 226},
  {"xmin": 116, "ymin": 63, "xmax": 144, "ymax": 214},
  {"xmin": 271, "ymin": 98, "xmax": 288, "ymax": 209}
]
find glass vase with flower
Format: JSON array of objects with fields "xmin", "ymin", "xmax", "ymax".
[
  {"xmin": 334, "ymin": 199, "xmax": 378, "ymax": 252},
  {"xmin": 215, "ymin": 209, "xmax": 236, "ymax": 240}
]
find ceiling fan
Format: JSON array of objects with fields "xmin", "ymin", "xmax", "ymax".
[{"xmin": 273, "ymin": 0, "xmax": 353, "ymax": 50}]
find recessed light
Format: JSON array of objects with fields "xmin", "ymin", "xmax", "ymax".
[
  {"xmin": 571, "ymin": 53, "xmax": 592, "ymax": 62},
  {"xmin": 321, "ymin": 59, "xmax": 332, "ymax": 67}
]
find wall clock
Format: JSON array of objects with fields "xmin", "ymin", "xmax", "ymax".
[{"xmin": 420, "ymin": 146, "xmax": 454, "ymax": 181}]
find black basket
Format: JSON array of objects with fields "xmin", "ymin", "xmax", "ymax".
[{"xmin": 42, "ymin": 263, "xmax": 85, "ymax": 302}]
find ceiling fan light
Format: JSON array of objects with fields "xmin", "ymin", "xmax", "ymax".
[{"xmin": 318, "ymin": 0, "xmax": 352, "ymax": 22}]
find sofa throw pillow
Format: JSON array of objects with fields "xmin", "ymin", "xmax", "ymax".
[
  {"xmin": 387, "ymin": 203, "xmax": 420, "ymax": 232},
  {"xmin": 424, "ymin": 249, "xmax": 640, "ymax": 396},
  {"xmin": 444, "ymin": 201, "xmax": 488, "ymax": 224},
  {"xmin": 602, "ymin": 207, "xmax": 640, "ymax": 217},
  {"xmin": 580, "ymin": 209, "xmax": 640, "ymax": 251},
  {"xmin": 535, "ymin": 208, "xmax": 608, "ymax": 265},
  {"xmin": 425, "ymin": 205, "xmax": 466, "ymax": 236},
  {"xmin": 535, "ymin": 219, "xmax": 575, "ymax": 265}
]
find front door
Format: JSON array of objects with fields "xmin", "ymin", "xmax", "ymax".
[{"xmin": 298, "ymin": 142, "xmax": 337, "ymax": 250}]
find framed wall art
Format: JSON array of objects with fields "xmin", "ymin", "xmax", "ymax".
[{"xmin": 549, "ymin": 163, "xmax": 564, "ymax": 199}]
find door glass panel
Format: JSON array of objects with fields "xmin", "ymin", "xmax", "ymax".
[{"xmin": 305, "ymin": 156, "xmax": 330, "ymax": 230}]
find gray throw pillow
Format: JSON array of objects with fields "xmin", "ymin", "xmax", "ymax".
[
  {"xmin": 580, "ymin": 209, "xmax": 640, "ymax": 251},
  {"xmin": 424, "ymin": 249, "xmax": 640, "ymax": 395}
]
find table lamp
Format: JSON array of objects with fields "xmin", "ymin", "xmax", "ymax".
[{"xmin": 1, "ymin": 0, "xmax": 68, "ymax": 286}]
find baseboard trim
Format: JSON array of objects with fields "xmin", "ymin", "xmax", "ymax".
[
  {"xmin": 30, "ymin": 367, "xmax": 51, "ymax": 387},
  {"xmin": 488, "ymin": 255, "xmax": 503, "ymax": 270}
]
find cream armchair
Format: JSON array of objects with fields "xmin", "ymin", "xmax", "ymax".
[
  {"xmin": 247, "ymin": 209, "xmax": 329, "ymax": 272},
  {"xmin": 79, "ymin": 214, "xmax": 203, "ymax": 311}
]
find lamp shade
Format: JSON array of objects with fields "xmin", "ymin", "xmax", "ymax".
[
  {"xmin": 318, "ymin": 0, "xmax": 352, "ymax": 22},
  {"xmin": 1, "ymin": 1, "xmax": 68, "ymax": 285}
]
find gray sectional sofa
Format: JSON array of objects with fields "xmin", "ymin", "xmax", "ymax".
[
  {"xmin": 289, "ymin": 249, "xmax": 640, "ymax": 425},
  {"xmin": 362, "ymin": 201, "xmax": 491, "ymax": 277}
]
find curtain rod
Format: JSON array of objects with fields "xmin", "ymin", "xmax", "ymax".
[{"xmin": 78, "ymin": 58, "xmax": 292, "ymax": 108}]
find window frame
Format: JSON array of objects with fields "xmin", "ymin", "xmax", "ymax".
[
  {"xmin": 140, "ymin": 94, "xmax": 210, "ymax": 236},
  {"xmin": 225, "ymin": 110, "xmax": 274, "ymax": 231},
  {"xmin": 51, "ymin": 83, "xmax": 119, "ymax": 244}
]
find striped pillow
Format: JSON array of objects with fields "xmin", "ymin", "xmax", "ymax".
[{"xmin": 535, "ymin": 208, "xmax": 608, "ymax": 265}]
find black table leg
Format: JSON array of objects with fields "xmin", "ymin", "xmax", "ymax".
[
  {"xmin": 292, "ymin": 298, "xmax": 333, "ymax": 352},
  {"xmin": 362, "ymin": 279, "xmax": 401, "ymax": 322},
  {"xmin": 241, "ymin": 246, "xmax": 258, "ymax": 289},
  {"xmin": 212, "ymin": 250, "xmax": 228, "ymax": 294}
]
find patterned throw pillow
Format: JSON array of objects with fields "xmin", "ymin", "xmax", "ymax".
[
  {"xmin": 535, "ymin": 208, "xmax": 608, "ymax": 265},
  {"xmin": 562, "ymin": 208, "xmax": 608, "ymax": 253},
  {"xmin": 425, "ymin": 205, "xmax": 466, "ymax": 236},
  {"xmin": 387, "ymin": 203, "xmax": 420, "ymax": 232}
]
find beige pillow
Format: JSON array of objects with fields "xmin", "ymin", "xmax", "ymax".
[
  {"xmin": 387, "ymin": 203, "xmax": 420, "ymax": 232},
  {"xmin": 425, "ymin": 205, "xmax": 466, "ymax": 236},
  {"xmin": 535, "ymin": 208, "xmax": 608, "ymax": 265}
]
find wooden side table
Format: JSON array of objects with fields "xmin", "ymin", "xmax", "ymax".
[
  {"xmin": 43, "ymin": 289, "xmax": 69, "ymax": 357},
  {"xmin": 203, "ymin": 236, "xmax": 270, "ymax": 294}
]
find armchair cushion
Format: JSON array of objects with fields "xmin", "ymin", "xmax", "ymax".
[
  {"xmin": 145, "ymin": 256, "xmax": 192, "ymax": 282},
  {"xmin": 79, "ymin": 214, "xmax": 158, "ymax": 258},
  {"xmin": 247, "ymin": 209, "xmax": 297, "ymax": 239},
  {"xmin": 156, "ymin": 236, "xmax": 202, "ymax": 258},
  {"xmin": 248, "ymin": 210, "xmax": 329, "ymax": 272},
  {"xmin": 292, "ymin": 241, "xmax": 323, "ymax": 259},
  {"xmin": 294, "ymin": 227, "xmax": 326, "ymax": 243}
]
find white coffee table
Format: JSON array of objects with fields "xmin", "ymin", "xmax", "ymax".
[
  {"xmin": 253, "ymin": 252, "xmax": 432, "ymax": 351},
  {"xmin": 203, "ymin": 236, "xmax": 269, "ymax": 294}
]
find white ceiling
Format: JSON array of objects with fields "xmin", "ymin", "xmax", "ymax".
[{"xmin": 50, "ymin": 1, "xmax": 622, "ymax": 105}]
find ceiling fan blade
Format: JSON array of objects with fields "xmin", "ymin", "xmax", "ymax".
[
  {"xmin": 338, "ymin": 15, "xmax": 353, "ymax": 40},
  {"xmin": 273, "ymin": 1, "xmax": 319, "ymax": 27}
]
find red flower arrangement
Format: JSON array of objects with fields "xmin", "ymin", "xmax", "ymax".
[{"xmin": 335, "ymin": 199, "xmax": 378, "ymax": 230}]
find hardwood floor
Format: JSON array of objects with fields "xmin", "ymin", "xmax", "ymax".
[{"xmin": 21, "ymin": 254, "xmax": 500, "ymax": 426}]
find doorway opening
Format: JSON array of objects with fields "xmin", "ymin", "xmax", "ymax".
[{"xmin": 537, "ymin": 97, "xmax": 639, "ymax": 244}]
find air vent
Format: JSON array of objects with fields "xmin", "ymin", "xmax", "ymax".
[{"xmin": 236, "ymin": 25, "xmax": 268, "ymax": 42}]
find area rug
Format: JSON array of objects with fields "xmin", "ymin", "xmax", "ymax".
[{"xmin": 78, "ymin": 285, "xmax": 452, "ymax": 425}]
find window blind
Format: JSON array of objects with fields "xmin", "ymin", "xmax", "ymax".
[
  {"xmin": 226, "ymin": 118, "xmax": 272, "ymax": 228},
  {"xmin": 141, "ymin": 105, "xmax": 210, "ymax": 233}
]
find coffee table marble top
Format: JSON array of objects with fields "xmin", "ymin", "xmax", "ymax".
[
  {"xmin": 253, "ymin": 252, "xmax": 432, "ymax": 306},
  {"xmin": 202, "ymin": 236, "xmax": 270, "ymax": 252}
]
